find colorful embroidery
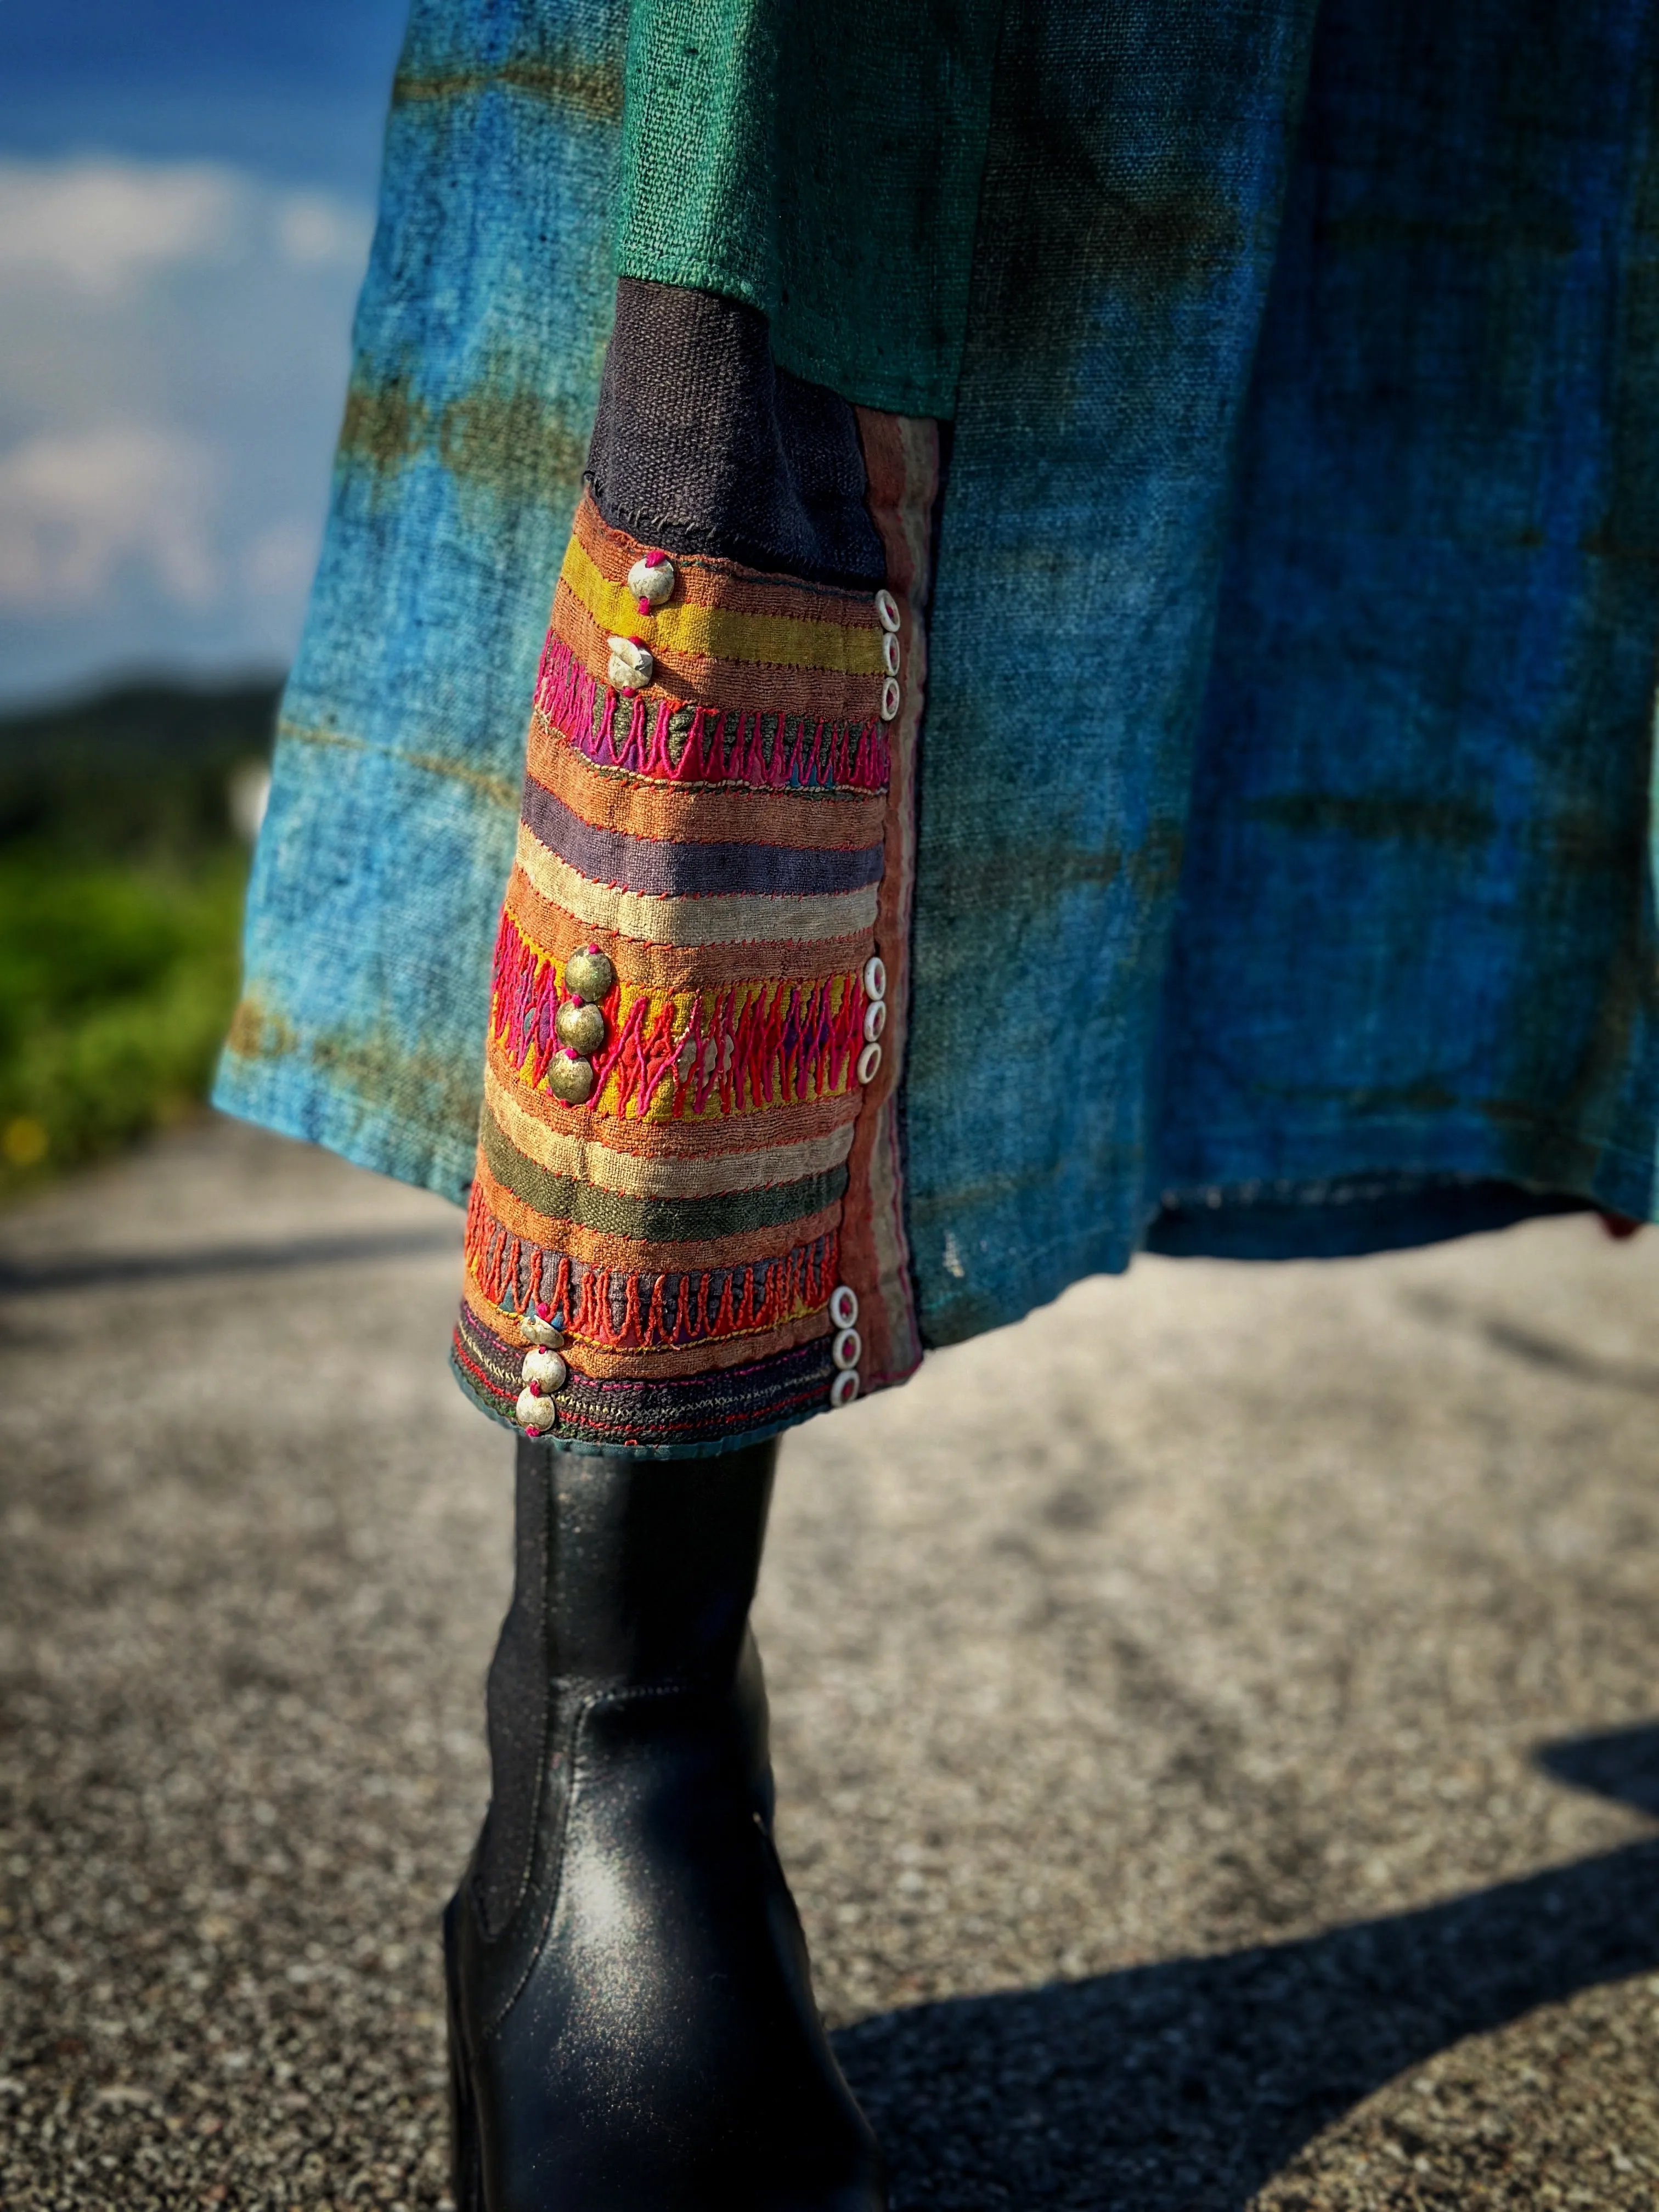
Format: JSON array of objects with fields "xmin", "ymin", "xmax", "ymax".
[
  {"xmin": 535, "ymin": 635, "xmax": 891, "ymax": 794},
  {"xmin": 454, "ymin": 462, "xmax": 937, "ymax": 1454},
  {"xmin": 454, "ymin": 1321, "xmax": 839, "ymax": 1453},
  {"xmin": 462, "ymin": 1189, "xmax": 841, "ymax": 1351},
  {"xmin": 490, "ymin": 911, "xmax": 870, "ymax": 1121}
]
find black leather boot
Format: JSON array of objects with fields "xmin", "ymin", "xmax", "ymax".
[{"xmin": 444, "ymin": 1438, "xmax": 885, "ymax": 2212}]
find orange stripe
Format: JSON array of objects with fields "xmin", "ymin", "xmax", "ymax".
[
  {"xmin": 552, "ymin": 583, "xmax": 884, "ymax": 724},
  {"xmin": 525, "ymin": 710, "xmax": 888, "ymax": 850}
]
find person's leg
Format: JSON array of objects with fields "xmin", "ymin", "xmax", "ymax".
[{"xmin": 445, "ymin": 1437, "xmax": 883, "ymax": 2212}]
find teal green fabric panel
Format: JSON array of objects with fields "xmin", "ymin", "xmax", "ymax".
[
  {"xmin": 213, "ymin": 0, "xmax": 627, "ymax": 1201},
  {"xmin": 614, "ymin": 0, "xmax": 1003, "ymax": 417},
  {"xmin": 905, "ymin": 0, "xmax": 1324, "ymax": 1346}
]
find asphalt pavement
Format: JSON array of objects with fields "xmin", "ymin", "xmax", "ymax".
[{"xmin": 3, "ymin": 1116, "xmax": 1658, "ymax": 2209}]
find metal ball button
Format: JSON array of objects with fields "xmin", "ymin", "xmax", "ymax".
[
  {"xmin": 546, "ymin": 1052, "xmax": 595, "ymax": 1105},
  {"xmin": 563, "ymin": 946, "xmax": 615, "ymax": 1003},
  {"xmin": 555, "ymin": 1000, "xmax": 607, "ymax": 1055}
]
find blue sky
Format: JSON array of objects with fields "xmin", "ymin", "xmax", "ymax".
[{"xmin": 0, "ymin": 0, "xmax": 410, "ymax": 705}]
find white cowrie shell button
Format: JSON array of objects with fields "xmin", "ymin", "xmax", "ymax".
[
  {"xmin": 874, "ymin": 588, "xmax": 901, "ymax": 632},
  {"xmin": 832, "ymin": 1327, "xmax": 862, "ymax": 1371},
  {"xmin": 862, "ymin": 954, "xmax": 887, "ymax": 1001},
  {"xmin": 862, "ymin": 998, "xmax": 887, "ymax": 1043},
  {"xmin": 828, "ymin": 1284, "xmax": 859, "ymax": 1329},
  {"xmin": 606, "ymin": 635, "xmax": 654, "ymax": 691},
  {"xmin": 517, "ymin": 1385, "xmax": 555, "ymax": 1431},
  {"xmin": 521, "ymin": 1346, "xmax": 568, "ymax": 1391},
  {"xmin": 627, "ymin": 552, "xmax": 675, "ymax": 610},
  {"xmin": 830, "ymin": 1369, "xmax": 861, "ymax": 1408},
  {"xmin": 520, "ymin": 1311, "xmax": 565, "ymax": 1346},
  {"xmin": 856, "ymin": 1040, "xmax": 883, "ymax": 1085},
  {"xmin": 881, "ymin": 630, "xmax": 901, "ymax": 675},
  {"xmin": 880, "ymin": 676, "xmax": 901, "ymax": 721}
]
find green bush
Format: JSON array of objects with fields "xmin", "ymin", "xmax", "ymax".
[
  {"xmin": 0, "ymin": 678, "xmax": 279, "ymax": 1197},
  {"xmin": 0, "ymin": 848, "xmax": 249, "ymax": 1189}
]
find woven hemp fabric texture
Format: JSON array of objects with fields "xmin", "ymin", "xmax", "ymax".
[
  {"xmin": 213, "ymin": 0, "xmax": 628, "ymax": 1203},
  {"xmin": 614, "ymin": 0, "xmax": 1003, "ymax": 417},
  {"xmin": 454, "ymin": 421, "xmax": 937, "ymax": 1456},
  {"xmin": 219, "ymin": 0, "xmax": 1659, "ymax": 1446}
]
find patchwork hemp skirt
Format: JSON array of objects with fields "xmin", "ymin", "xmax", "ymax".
[
  {"xmin": 218, "ymin": 0, "xmax": 1659, "ymax": 1463},
  {"xmin": 450, "ymin": 300, "xmax": 938, "ymax": 1457}
]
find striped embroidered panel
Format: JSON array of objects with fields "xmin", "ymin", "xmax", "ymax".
[{"xmin": 452, "ymin": 438, "xmax": 935, "ymax": 1455}]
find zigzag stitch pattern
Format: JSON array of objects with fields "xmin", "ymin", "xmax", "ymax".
[
  {"xmin": 491, "ymin": 911, "xmax": 867, "ymax": 1118},
  {"xmin": 464, "ymin": 1181, "xmax": 839, "ymax": 1350},
  {"xmin": 533, "ymin": 633, "xmax": 890, "ymax": 793}
]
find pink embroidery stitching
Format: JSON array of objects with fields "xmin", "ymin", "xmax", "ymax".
[
  {"xmin": 533, "ymin": 634, "xmax": 890, "ymax": 794},
  {"xmin": 491, "ymin": 912, "xmax": 868, "ymax": 1117}
]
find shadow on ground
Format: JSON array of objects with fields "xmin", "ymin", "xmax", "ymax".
[
  {"xmin": 0, "ymin": 1224, "xmax": 456, "ymax": 1293},
  {"xmin": 837, "ymin": 1727, "xmax": 1659, "ymax": 2210}
]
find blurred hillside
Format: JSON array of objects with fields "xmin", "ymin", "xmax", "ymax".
[{"xmin": 0, "ymin": 676, "xmax": 279, "ymax": 1193}]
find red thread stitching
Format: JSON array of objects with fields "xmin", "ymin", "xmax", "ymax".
[
  {"xmin": 532, "ymin": 633, "xmax": 889, "ymax": 794},
  {"xmin": 464, "ymin": 1182, "xmax": 838, "ymax": 1352},
  {"xmin": 491, "ymin": 911, "xmax": 867, "ymax": 1118}
]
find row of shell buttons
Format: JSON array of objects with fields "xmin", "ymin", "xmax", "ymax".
[
  {"xmin": 516, "ymin": 1303, "xmax": 570, "ymax": 1434},
  {"xmin": 857, "ymin": 952, "xmax": 887, "ymax": 1087},
  {"xmin": 607, "ymin": 566, "xmax": 899, "ymax": 720},
  {"xmin": 828, "ymin": 1283, "xmax": 861, "ymax": 1407},
  {"xmin": 876, "ymin": 588, "xmax": 902, "ymax": 723},
  {"xmin": 606, "ymin": 551, "xmax": 678, "ymax": 692}
]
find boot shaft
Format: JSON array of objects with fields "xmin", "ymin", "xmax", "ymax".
[
  {"xmin": 448, "ymin": 1432, "xmax": 884, "ymax": 2210},
  {"xmin": 473, "ymin": 1438, "xmax": 778, "ymax": 1943},
  {"xmin": 532, "ymin": 1442, "xmax": 776, "ymax": 1692}
]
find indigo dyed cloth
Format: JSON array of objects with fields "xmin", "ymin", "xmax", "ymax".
[{"xmin": 219, "ymin": 0, "xmax": 1659, "ymax": 1425}]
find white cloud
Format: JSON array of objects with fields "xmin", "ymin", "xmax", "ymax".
[
  {"xmin": 0, "ymin": 155, "xmax": 374, "ymax": 695},
  {"xmin": 0, "ymin": 159, "xmax": 244, "ymax": 295},
  {"xmin": 0, "ymin": 157, "xmax": 374, "ymax": 298},
  {"xmin": 0, "ymin": 424, "xmax": 222, "ymax": 611},
  {"xmin": 273, "ymin": 191, "xmax": 375, "ymax": 272}
]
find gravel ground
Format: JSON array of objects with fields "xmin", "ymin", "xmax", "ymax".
[{"xmin": 2, "ymin": 1116, "xmax": 1658, "ymax": 2209}]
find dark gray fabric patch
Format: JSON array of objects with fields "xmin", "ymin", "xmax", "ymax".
[{"xmin": 584, "ymin": 277, "xmax": 885, "ymax": 588}]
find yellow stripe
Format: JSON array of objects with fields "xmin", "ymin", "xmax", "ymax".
[
  {"xmin": 484, "ymin": 1067, "xmax": 856, "ymax": 1195},
  {"xmin": 561, "ymin": 538, "xmax": 885, "ymax": 678},
  {"xmin": 515, "ymin": 822, "xmax": 879, "ymax": 947}
]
